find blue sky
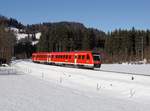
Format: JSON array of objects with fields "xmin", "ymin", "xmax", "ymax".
[{"xmin": 0, "ymin": 0, "xmax": 149, "ymax": 32}]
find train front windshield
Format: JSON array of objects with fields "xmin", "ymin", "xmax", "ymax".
[
  {"xmin": 92, "ymin": 54, "xmax": 101, "ymax": 68},
  {"xmin": 93, "ymin": 55, "xmax": 101, "ymax": 61}
]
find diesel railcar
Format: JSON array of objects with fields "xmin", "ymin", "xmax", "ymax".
[{"xmin": 32, "ymin": 51, "xmax": 101, "ymax": 69}]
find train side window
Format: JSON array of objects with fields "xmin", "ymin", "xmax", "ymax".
[
  {"xmin": 69, "ymin": 55, "xmax": 71, "ymax": 59},
  {"xmin": 87, "ymin": 54, "xmax": 90, "ymax": 60},
  {"xmin": 82, "ymin": 55, "xmax": 85, "ymax": 59},
  {"xmin": 74, "ymin": 55, "xmax": 77, "ymax": 59},
  {"xmin": 78, "ymin": 55, "xmax": 81, "ymax": 59},
  {"xmin": 66, "ymin": 55, "xmax": 68, "ymax": 59}
]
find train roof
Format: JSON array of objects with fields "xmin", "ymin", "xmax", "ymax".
[{"xmin": 32, "ymin": 51, "xmax": 100, "ymax": 55}]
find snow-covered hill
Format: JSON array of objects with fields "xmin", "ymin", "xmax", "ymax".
[{"xmin": 10, "ymin": 27, "xmax": 41, "ymax": 44}]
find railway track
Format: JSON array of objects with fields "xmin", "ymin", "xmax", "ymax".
[
  {"xmin": 99, "ymin": 69, "xmax": 150, "ymax": 77},
  {"xmin": 45, "ymin": 64, "xmax": 150, "ymax": 78},
  {"xmin": 19, "ymin": 60, "xmax": 150, "ymax": 78}
]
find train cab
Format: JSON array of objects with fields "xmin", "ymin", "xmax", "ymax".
[{"xmin": 92, "ymin": 53, "xmax": 101, "ymax": 68}]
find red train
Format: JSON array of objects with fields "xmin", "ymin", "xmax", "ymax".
[{"xmin": 32, "ymin": 51, "xmax": 101, "ymax": 69}]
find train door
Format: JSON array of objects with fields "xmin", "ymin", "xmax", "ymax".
[
  {"xmin": 74, "ymin": 54, "xmax": 78, "ymax": 65},
  {"xmin": 35, "ymin": 55, "xmax": 37, "ymax": 61},
  {"xmin": 46, "ymin": 54, "xmax": 49, "ymax": 63},
  {"xmin": 48, "ymin": 54, "xmax": 51, "ymax": 63}
]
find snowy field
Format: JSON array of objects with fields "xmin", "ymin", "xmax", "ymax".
[
  {"xmin": 101, "ymin": 63, "xmax": 150, "ymax": 75},
  {"xmin": 0, "ymin": 60, "xmax": 150, "ymax": 111}
]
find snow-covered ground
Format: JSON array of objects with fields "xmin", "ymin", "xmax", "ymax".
[
  {"xmin": 0, "ymin": 60, "xmax": 150, "ymax": 111},
  {"xmin": 15, "ymin": 32, "xmax": 41, "ymax": 41},
  {"xmin": 10, "ymin": 27, "xmax": 41, "ymax": 44},
  {"xmin": 101, "ymin": 63, "xmax": 150, "ymax": 75}
]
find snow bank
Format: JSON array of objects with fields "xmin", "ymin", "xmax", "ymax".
[{"xmin": 0, "ymin": 67, "xmax": 17, "ymax": 75}]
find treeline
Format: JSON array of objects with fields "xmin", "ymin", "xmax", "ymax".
[
  {"xmin": 0, "ymin": 26, "xmax": 16, "ymax": 64},
  {"xmin": 37, "ymin": 23, "xmax": 150, "ymax": 63},
  {"xmin": 14, "ymin": 38, "xmax": 36, "ymax": 59},
  {"xmin": 0, "ymin": 15, "xmax": 24, "ymax": 29},
  {"xmin": 16, "ymin": 22, "xmax": 150, "ymax": 63},
  {"xmin": 105, "ymin": 28, "xmax": 150, "ymax": 63},
  {"xmin": 37, "ymin": 22, "xmax": 106, "ymax": 52},
  {"xmin": 1, "ymin": 15, "xmax": 150, "ymax": 63}
]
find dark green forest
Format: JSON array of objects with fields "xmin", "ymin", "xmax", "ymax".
[
  {"xmin": 0, "ymin": 15, "xmax": 150, "ymax": 63},
  {"xmin": 0, "ymin": 26, "xmax": 16, "ymax": 64}
]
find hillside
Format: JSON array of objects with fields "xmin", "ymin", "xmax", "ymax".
[
  {"xmin": 0, "ymin": 15, "xmax": 24, "ymax": 29},
  {"xmin": 1, "ymin": 15, "xmax": 150, "ymax": 63},
  {"xmin": 0, "ymin": 15, "xmax": 106, "ymax": 60}
]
